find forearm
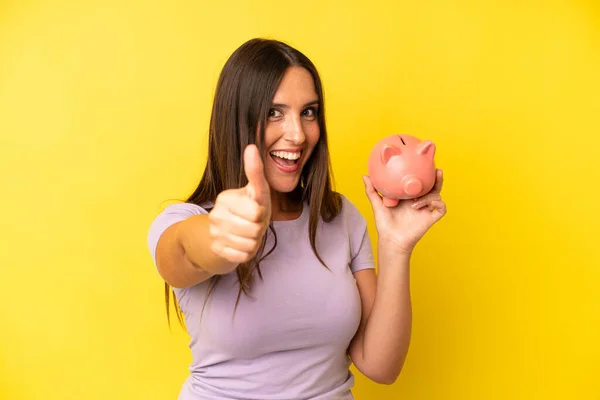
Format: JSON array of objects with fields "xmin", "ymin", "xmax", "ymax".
[
  {"xmin": 360, "ymin": 244, "xmax": 412, "ymax": 383},
  {"xmin": 177, "ymin": 214, "xmax": 239, "ymax": 275}
]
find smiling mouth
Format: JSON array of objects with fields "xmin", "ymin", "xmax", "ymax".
[{"xmin": 269, "ymin": 150, "xmax": 302, "ymax": 168}]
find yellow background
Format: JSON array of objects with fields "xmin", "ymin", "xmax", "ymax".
[{"xmin": 1, "ymin": 0, "xmax": 599, "ymax": 399}]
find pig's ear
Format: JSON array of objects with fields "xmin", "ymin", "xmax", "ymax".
[
  {"xmin": 417, "ymin": 140, "xmax": 436, "ymax": 156},
  {"xmin": 381, "ymin": 144, "xmax": 401, "ymax": 165}
]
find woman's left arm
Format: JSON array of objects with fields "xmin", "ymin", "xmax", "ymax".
[{"xmin": 348, "ymin": 169, "xmax": 446, "ymax": 384}]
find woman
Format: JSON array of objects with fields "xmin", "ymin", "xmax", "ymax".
[{"xmin": 148, "ymin": 38, "xmax": 446, "ymax": 400}]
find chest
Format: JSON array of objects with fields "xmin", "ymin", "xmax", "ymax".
[{"xmin": 179, "ymin": 226, "xmax": 362, "ymax": 359}]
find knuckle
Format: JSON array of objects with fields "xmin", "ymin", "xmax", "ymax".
[
  {"xmin": 248, "ymin": 241, "xmax": 258, "ymax": 253},
  {"xmin": 208, "ymin": 208, "xmax": 217, "ymax": 220},
  {"xmin": 210, "ymin": 241, "xmax": 221, "ymax": 255},
  {"xmin": 251, "ymin": 223, "xmax": 262, "ymax": 238},
  {"xmin": 216, "ymin": 190, "xmax": 236, "ymax": 206},
  {"xmin": 215, "ymin": 192, "xmax": 226, "ymax": 205},
  {"xmin": 249, "ymin": 204, "xmax": 261, "ymax": 222},
  {"xmin": 211, "ymin": 223, "xmax": 228, "ymax": 239},
  {"xmin": 228, "ymin": 252, "xmax": 240, "ymax": 263},
  {"xmin": 209, "ymin": 208, "xmax": 223, "ymax": 224},
  {"xmin": 228, "ymin": 251, "xmax": 242, "ymax": 264},
  {"xmin": 208, "ymin": 224, "xmax": 217, "ymax": 239},
  {"xmin": 238, "ymin": 252, "xmax": 251, "ymax": 263}
]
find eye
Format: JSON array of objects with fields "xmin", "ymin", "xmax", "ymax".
[
  {"xmin": 268, "ymin": 108, "xmax": 282, "ymax": 119},
  {"xmin": 302, "ymin": 107, "xmax": 318, "ymax": 120}
]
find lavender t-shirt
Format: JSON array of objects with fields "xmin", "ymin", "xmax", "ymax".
[{"xmin": 147, "ymin": 194, "xmax": 375, "ymax": 400}]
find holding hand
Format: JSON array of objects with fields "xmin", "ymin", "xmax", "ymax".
[
  {"xmin": 208, "ymin": 145, "xmax": 272, "ymax": 264},
  {"xmin": 363, "ymin": 169, "xmax": 446, "ymax": 255}
]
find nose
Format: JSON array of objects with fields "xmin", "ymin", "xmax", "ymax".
[{"xmin": 284, "ymin": 115, "xmax": 306, "ymax": 145}]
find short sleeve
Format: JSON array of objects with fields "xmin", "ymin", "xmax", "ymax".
[
  {"xmin": 344, "ymin": 197, "xmax": 376, "ymax": 273},
  {"xmin": 147, "ymin": 202, "xmax": 208, "ymax": 267},
  {"xmin": 350, "ymin": 225, "xmax": 375, "ymax": 273}
]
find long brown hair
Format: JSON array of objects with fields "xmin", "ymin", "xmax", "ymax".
[{"xmin": 165, "ymin": 38, "xmax": 342, "ymax": 325}]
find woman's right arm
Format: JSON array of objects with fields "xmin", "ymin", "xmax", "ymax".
[
  {"xmin": 152, "ymin": 145, "xmax": 271, "ymax": 289},
  {"xmin": 154, "ymin": 213, "xmax": 239, "ymax": 289}
]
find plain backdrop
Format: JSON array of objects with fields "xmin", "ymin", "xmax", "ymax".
[{"xmin": 1, "ymin": 0, "xmax": 599, "ymax": 399}]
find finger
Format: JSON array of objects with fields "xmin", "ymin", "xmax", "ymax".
[
  {"xmin": 244, "ymin": 144, "xmax": 270, "ymax": 205},
  {"xmin": 428, "ymin": 200, "xmax": 447, "ymax": 219},
  {"xmin": 432, "ymin": 169, "xmax": 444, "ymax": 193},
  {"xmin": 362, "ymin": 175, "xmax": 384, "ymax": 211},
  {"xmin": 219, "ymin": 193, "xmax": 266, "ymax": 222},
  {"xmin": 211, "ymin": 242, "xmax": 252, "ymax": 264},
  {"xmin": 411, "ymin": 193, "xmax": 442, "ymax": 209},
  {"xmin": 210, "ymin": 212, "xmax": 264, "ymax": 239},
  {"xmin": 227, "ymin": 216, "xmax": 264, "ymax": 239},
  {"xmin": 217, "ymin": 232, "xmax": 259, "ymax": 253}
]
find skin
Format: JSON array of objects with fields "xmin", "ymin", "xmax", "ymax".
[
  {"xmin": 349, "ymin": 169, "xmax": 445, "ymax": 384},
  {"xmin": 199, "ymin": 66, "xmax": 320, "ymax": 269},
  {"xmin": 262, "ymin": 66, "xmax": 320, "ymax": 219},
  {"xmin": 154, "ymin": 65, "xmax": 447, "ymax": 385}
]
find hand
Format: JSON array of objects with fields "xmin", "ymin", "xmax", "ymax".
[
  {"xmin": 208, "ymin": 145, "xmax": 272, "ymax": 263},
  {"xmin": 363, "ymin": 169, "xmax": 446, "ymax": 255}
]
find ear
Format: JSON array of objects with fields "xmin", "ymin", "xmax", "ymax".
[
  {"xmin": 381, "ymin": 144, "xmax": 401, "ymax": 165},
  {"xmin": 417, "ymin": 140, "xmax": 436, "ymax": 156}
]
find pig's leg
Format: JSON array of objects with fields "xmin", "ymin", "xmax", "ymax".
[{"xmin": 382, "ymin": 197, "xmax": 400, "ymax": 207}]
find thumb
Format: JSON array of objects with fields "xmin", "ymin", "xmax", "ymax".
[
  {"xmin": 362, "ymin": 175, "xmax": 383, "ymax": 211},
  {"xmin": 244, "ymin": 144, "xmax": 270, "ymax": 204}
]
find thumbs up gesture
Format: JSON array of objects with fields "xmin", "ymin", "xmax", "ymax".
[{"xmin": 208, "ymin": 145, "xmax": 272, "ymax": 264}]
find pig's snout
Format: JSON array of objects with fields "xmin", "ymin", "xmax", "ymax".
[{"xmin": 402, "ymin": 176, "xmax": 423, "ymax": 196}]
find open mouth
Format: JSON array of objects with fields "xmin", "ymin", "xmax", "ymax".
[{"xmin": 269, "ymin": 150, "xmax": 302, "ymax": 168}]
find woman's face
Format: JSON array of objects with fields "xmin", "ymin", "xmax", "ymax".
[{"xmin": 262, "ymin": 66, "xmax": 320, "ymax": 194}]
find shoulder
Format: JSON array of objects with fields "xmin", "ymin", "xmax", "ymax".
[
  {"xmin": 337, "ymin": 193, "xmax": 367, "ymax": 228},
  {"xmin": 339, "ymin": 193, "xmax": 361, "ymax": 214},
  {"xmin": 153, "ymin": 201, "xmax": 211, "ymax": 219},
  {"xmin": 147, "ymin": 201, "xmax": 212, "ymax": 260},
  {"xmin": 320, "ymin": 192, "xmax": 368, "ymax": 238},
  {"xmin": 335, "ymin": 193, "xmax": 375, "ymax": 271},
  {"xmin": 148, "ymin": 201, "xmax": 212, "ymax": 234}
]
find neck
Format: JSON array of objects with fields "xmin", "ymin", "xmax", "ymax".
[{"xmin": 270, "ymin": 189, "xmax": 303, "ymax": 221}]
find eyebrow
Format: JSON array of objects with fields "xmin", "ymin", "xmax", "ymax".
[{"xmin": 271, "ymin": 100, "xmax": 319, "ymax": 109}]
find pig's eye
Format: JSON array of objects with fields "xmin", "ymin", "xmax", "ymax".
[{"xmin": 400, "ymin": 137, "xmax": 406, "ymax": 145}]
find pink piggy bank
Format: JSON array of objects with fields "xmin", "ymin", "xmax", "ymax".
[{"xmin": 368, "ymin": 134, "xmax": 437, "ymax": 207}]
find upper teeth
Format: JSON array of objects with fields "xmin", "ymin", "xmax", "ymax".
[{"xmin": 271, "ymin": 151, "xmax": 301, "ymax": 160}]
